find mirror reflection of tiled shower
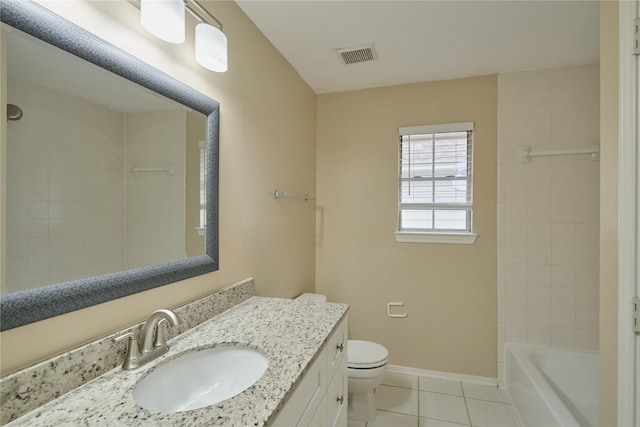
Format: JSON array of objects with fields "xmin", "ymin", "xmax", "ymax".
[{"xmin": 4, "ymin": 77, "xmax": 192, "ymax": 294}]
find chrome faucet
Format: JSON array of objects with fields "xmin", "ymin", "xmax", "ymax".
[{"xmin": 113, "ymin": 309, "xmax": 181, "ymax": 370}]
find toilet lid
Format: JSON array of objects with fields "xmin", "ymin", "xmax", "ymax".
[{"xmin": 348, "ymin": 340, "xmax": 389, "ymax": 369}]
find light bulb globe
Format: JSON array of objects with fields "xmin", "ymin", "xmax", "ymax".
[{"xmin": 195, "ymin": 23, "xmax": 228, "ymax": 72}]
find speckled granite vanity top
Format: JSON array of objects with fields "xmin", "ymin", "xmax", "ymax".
[{"xmin": 6, "ymin": 297, "xmax": 348, "ymax": 426}]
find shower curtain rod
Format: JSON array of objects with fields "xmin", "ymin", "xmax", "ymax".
[
  {"xmin": 272, "ymin": 190, "xmax": 315, "ymax": 202},
  {"xmin": 131, "ymin": 164, "xmax": 175, "ymax": 176},
  {"xmin": 517, "ymin": 144, "xmax": 600, "ymax": 164}
]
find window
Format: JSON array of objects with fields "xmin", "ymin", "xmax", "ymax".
[
  {"xmin": 396, "ymin": 122, "xmax": 477, "ymax": 244},
  {"xmin": 196, "ymin": 139, "xmax": 207, "ymax": 236}
]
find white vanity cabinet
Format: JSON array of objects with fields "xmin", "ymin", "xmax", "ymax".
[{"xmin": 271, "ymin": 316, "xmax": 348, "ymax": 427}]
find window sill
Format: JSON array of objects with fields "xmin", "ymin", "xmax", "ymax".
[
  {"xmin": 195, "ymin": 227, "xmax": 206, "ymax": 237},
  {"xmin": 394, "ymin": 231, "xmax": 478, "ymax": 244}
]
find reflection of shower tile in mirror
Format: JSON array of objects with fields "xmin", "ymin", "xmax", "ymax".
[
  {"xmin": 6, "ymin": 77, "xmax": 127, "ymax": 293},
  {"xmin": 5, "ymin": 77, "xmax": 198, "ymax": 292},
  {"xmin": 125, "ymin": 109, "xmax": 188, "ymax": 268}
]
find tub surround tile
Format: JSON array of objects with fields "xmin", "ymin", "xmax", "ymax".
[
  {"xmin": 5, "ymin": 296, "xmax": 349, "ymax": 426},
  {"xmin": 498, "ymin": 65, "xmax": 600, "ymax": 385},
  {"xmin": 551, "ymin": 327, "xmax": 576, "ymax": 348},
  {"xmin": 575, "ymin": 329, "xmax": 599, "ymax": 351},
  {"xmin": 1, "ymin": 278, "xmax": 255, "ymax": 424},
  {"xmin": 527, "ymin": 325, "xmax": 552, "ymax": 346}
]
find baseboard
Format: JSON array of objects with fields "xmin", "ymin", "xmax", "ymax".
[{"xmin": 387, "ymin": 364, "xmax": 498, "ymax": 387}]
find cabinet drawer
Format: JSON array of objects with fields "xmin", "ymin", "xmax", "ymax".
[
  {"xmin": 271, "ymin": 346, "xmax": 327, "ymax": 427},
  {"xmin": 326, "ymin": 317, "xmax": 348, "ymax": 382},
  {"xmin": 307, "ymin": 392, "xmax": 328, "ymax": 427},
  {"xmin": 270, "ymin": 315, "xmax": 349, "ymax": 427},
  {"xmin": 327, "ymin": 357, "xmax": 347, "ymax": 427}
]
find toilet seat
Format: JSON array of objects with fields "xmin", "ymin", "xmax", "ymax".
[{"xmin": 348, "ymin": 340, "xmax": 388, "ymax": 369}]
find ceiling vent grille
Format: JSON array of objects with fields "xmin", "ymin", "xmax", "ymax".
[{"xmin": 336, "ymin": 44, "xmax": 377, "ymax": 65}]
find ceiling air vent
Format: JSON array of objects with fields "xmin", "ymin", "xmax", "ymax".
[{"xmin": 336, "ymin": 44, "xmax": 377, "ymax": 65}]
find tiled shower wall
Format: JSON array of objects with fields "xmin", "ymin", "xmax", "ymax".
[
  {"xmin": 497, "ymin": 64, "xmax": 600, "ymax": 383},
  {"xmin": 5, "ymin": 78, "xmax": 126, "ymax": 292},
  {"xmin": 5, "ymin": 79, "xmax": 187, "ymax": 292},
  {"xmin": 125, "ymin": 110, "xmax": 187, "ymax": 269}
]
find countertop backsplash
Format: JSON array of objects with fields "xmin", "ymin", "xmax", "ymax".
[
  {"xmin": 0, "ymin": 278, "xmax": 256, "ymax": 425},
  {"xmin": 3, "ymin": 295, "xmax": 349, "ymax": 426}
]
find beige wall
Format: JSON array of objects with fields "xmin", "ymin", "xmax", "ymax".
[
  {"xmin": 0, "ymin": 0, "xmax": 317, "ymax": 374},
  {"xmin": 599, "ymin": 1, "xmax": 619, "ymax": 425},
  {"xmin": 316, "ymin": 76, "xmax": 498, "ymax": 377}
]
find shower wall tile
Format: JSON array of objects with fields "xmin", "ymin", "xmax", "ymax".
[
  {"xmin": 125, "ymin": 110, "xmax": 187, "ymax": 269},
  {"xmin": 552, "ymin": 327, "xmax": 576, "ymax": 347},
  {"xmin": 575, "ymin": 329, "xmax": 599, "ymax": 351},
  {"xmin": 527, "ymin": 264, "xmax": 551, "ymax": 285},
  {"xmin": 497, "ymin": 64, "xmax": 600, "ymax": 384},
  {"xmin": 527, "ymin": 284, "xmax": 551, "ymax": 305},
  {"xmin": 576, "ymin": 265, "xmax": 599, "ymax": 287},
  {"xmin": 551, "ymin": 264, "xmax": 576, "ymax": 286},
  {"xmin": 552, "ymin": 306, "xmax": 576, "ymax": 328},
  {"xmin": 6, "ymin": 78, "xmax": 126, "ymax": 293},
  {"xmin": 527, "ymin": 325, "xmax": 551, "ymax": 346},
  {"xmin": 5, "ymin": 81, "xmax": 188, "ymax": 295},
  {"xmin": 552, "ymin": 286, "xmax": 576, "ymax": 307}
]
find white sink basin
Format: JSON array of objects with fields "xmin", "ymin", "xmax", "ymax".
[{"xmin": 133, "ymin": 346, "xmax": 268, "ymax": 413}]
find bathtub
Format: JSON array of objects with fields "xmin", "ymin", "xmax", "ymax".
[{"xmin": 504, "ymin": 343, "xmax": 599, "ymax": 427}]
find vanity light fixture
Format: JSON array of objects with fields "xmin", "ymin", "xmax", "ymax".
[
  {"xmin": 134, "ymin": 0, "xmax": 227, "ymax": 72},
  {"xmin": 195, "ymin": 22, "xmax": 227, "ymax": 72},
  {"xmin": 140, "ymin": 0, "xmax": 185, "ymax": 44}
]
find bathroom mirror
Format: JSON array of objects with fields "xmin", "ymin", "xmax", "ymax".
[{"xmin": 0, "ymin": 1, "xmax": 219, "ymax": 331}]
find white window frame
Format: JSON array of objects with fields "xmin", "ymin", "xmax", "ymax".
[
  {"xmin": 195, "ymin": 139, "xmax": 206, "ymax": 237},
  {"xmin": 395, "ymin": 122, "xmax": 477, "ymax": 244}
]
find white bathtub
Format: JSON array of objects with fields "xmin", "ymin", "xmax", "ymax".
[{"xmin": 504, "ymin": 343, "xmax": 599, "ymax": 427}]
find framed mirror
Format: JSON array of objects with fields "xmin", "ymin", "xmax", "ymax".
[{"xmin": 0, "ymin": 0, "xmax": 219, "ymax": 331}]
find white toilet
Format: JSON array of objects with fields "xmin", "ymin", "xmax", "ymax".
[
  {"xmin": 347, "ymin": 340, "xmax": 388, "ymax": 421},
  {"xmin": 295, "ymin": 293, "xmax": 389, "ymax": 422}
]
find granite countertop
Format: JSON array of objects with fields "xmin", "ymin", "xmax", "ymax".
[{"xmin": 7, "ymin": 297, "xmax": 349, "ymax": 427}]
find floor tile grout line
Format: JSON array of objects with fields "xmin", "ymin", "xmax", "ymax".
[
  {"xmin": 376, "ymin": 408, "xmax": 417, "ymax": 418},
  {"xmin": 374, "ymin": 374, "xmax": 519, "ymax": 427},
  {"xmin": 416, "ymin": 374, "xmax": 420, "ymax": 426},
  {"xmin": 461, "ymin": 383, "xmax": 473, "ymax": 425},
  {"xmin": 464, "ymin": 396, "xmax": 513, "ymax": 405}
]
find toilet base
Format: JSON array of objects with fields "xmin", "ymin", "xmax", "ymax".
[{"xmin": 347, "ymin": 390, "xmax": 377, "ymax": 421}]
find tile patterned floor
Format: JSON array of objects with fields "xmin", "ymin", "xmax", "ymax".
[{"xmin": 347, "ymin": 372, "xmax": 522, "ymax": 427}]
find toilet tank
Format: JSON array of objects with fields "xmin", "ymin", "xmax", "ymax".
[{"xmin": 295, "ymin": 293, "xmax": 327, "ymax": 303}]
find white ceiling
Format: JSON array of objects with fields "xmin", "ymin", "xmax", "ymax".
[{"xmin": 235, "ymin": 0, "xmax": 600, "ymax": 94}]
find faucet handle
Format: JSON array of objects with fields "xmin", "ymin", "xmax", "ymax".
[
  {"xmin": 113, "ymin": 332, "xmax": 140, "ymax": 370},
  {"xmin": 153, "ymin": 318, "xmax": 169, "ymax": 348},
  {"xmin": 141, "ymin": 309, "xmax": 182, "ymax": 353}
]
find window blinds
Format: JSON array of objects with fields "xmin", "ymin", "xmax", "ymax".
[{"xmin": 398, "ymin": 122, "xmax": 473, "ymax": 232}]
